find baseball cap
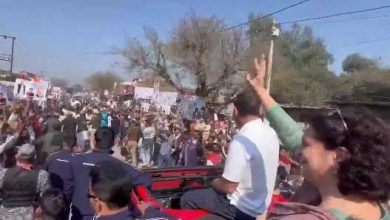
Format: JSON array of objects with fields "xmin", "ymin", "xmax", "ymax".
[{"xmin": 17, "ymin": 144, "xmax": 36, "ymax": 159}]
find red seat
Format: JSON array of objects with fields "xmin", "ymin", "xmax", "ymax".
[{"xmin": 132, "ymin": 185, "xmax": 211, "ymax": 220}]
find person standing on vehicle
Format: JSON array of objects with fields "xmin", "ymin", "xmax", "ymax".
[
  {"xmin": 181, "ymin": 89, "xmax": 280, "ymax": 220},
  {"xmin": 0, "ymin": 144, "xmax": 51, "ymax": 220}
]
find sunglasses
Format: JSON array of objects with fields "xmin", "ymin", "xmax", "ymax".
[{"xmin": 328, "ymin": 109, "xmax": 349, "ymax": 135}]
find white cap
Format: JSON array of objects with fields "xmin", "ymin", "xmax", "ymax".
[{"xmin": 17, "ymin": 144, "xmax": 36, "ymax": 159}]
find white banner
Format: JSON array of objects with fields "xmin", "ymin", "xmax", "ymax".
[
  {"xmin": 156, "ymin": 91, "xmax": 178, "ymax": 106},
  {"xmin": 134, "ymin": 87, "xmax": 155, "ymax": 100}
]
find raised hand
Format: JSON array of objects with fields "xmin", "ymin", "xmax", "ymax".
[{"xmin": 246, "ymin": 54, "xmax": 267, "ymax": 93}]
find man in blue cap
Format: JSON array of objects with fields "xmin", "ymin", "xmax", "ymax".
[{"xmin": 70, "ymin": 127, "xmax": 152, "ymax": 220}]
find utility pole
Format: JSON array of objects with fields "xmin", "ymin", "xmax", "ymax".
[
  {"xmin": 10, "ymin": 36, "xmax": 15, "ymax": 75},
  {"xmin": 265, "ymin": 20, "xmax": 280, "ymax": 94},
  {"xmin": 0, "ymin": 34, "xmax": 16, "ymax": 74}
]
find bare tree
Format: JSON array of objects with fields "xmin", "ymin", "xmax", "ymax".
[{"xmin": 119, "ymin": 12, "xmax": 247, "ymax": 97}]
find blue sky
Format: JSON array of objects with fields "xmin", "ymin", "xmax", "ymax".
[{"xmin": 1, "ymin": 0, "xmax": 390, "ymax": 83}]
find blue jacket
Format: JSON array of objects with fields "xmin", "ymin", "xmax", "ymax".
[
  {"xmin": 70, "ymin": 149, "xmax": 153, "ymax": 219},
  {"xmin": 44, "ymin": 150, "xmax": 74, "ymax": 202},
  {"xmin": 94, "ymin": 207, "xmax": 175, "ymax": 220}
]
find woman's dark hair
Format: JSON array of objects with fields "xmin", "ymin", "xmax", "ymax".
[
  {"xmin": 39, "ymin": 188, "xmax": 66, "ymax": 220},
  {"xmin": 89, "ymin": 160, "xmax": 133, "ymax": 209},
  {"xmin": 94, "ymin": 127, "xmax": 115, "ymax": 149},
  {"xmin": 309, "ymin": 110, "xmax": 390, "ymax": 201}
]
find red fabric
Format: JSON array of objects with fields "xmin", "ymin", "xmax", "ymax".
[
  {"xmin": 207, "ymin": 152, "xmax": 223, "ymax": 165},
  {"xmin": 268, "ymin": 194, "xmax": 288, "ymax": 211},
  {"xmin": 279, "ymin": 154, "xmax": 292, "ymax": 165},
  {"xmin": 163, "ymin": 209, "xmax": 209, "ymax": 220},
  {"xmin": 133, "ymin": 186, "xmax": 210, "ymax": 220},
  {"xmin": 16, "ymin": 162, "xmax": 33, "ymax": 170}
]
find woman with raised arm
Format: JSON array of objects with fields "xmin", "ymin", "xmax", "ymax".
[
  {"xmin": 247, "ymin": 56, "xmax": 390, "ymax": 220},
  {"xmin": 246, "ymin": 55, "xmax": 303, "ymax": 153}
]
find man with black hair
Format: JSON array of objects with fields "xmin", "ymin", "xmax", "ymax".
[
  {"xmin": 61, "ymin": 112, "xmax": 77, "ymax": 137},
  {"xmin": 181, "ymin": 89, "xmax": 280, "ymax": 220},
  {"xmin": 70, "ymin": 127, "xmax": 152, "ymax": 220},
  {"xmin": 88, "ymin": 160, "xmax": 173, "ymax": 220},
  {"xmin": 35, "ymin": 188, "xmax": 66, "ymax": 220},
  {"xmin": 44, "ymin": 134, "xmax": 76, "ymax": 203}
]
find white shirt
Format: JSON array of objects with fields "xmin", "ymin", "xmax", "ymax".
[
  {"xmin": 142, "ymin": 126, "xmax": 156, "ymax": 139},
  {"xmin": 222, "ymin": 119, "xmax": 279, "ymax": 217},
  {"xmin": 107, "ymin": 116, "xmax": 112, "ymax": 127}
]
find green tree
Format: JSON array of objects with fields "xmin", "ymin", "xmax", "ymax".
[
  {"xmin": 342, "ymin": 53, "xmax": 377, "ymax": 73},
  {"xmin": 86, "ymin": 72, "xmax": 122, "ymax": 92},
  {"xmin": 338, "ymin": 54, "xmax": 390, "ymax": 102},
  {"xmin": 248, "ymin": 16, "xmax": 336, "ymax": 106}
]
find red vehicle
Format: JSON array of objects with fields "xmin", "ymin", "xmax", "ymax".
[
  {"xmin": 133, "ymin": 166, "xmax": 223, "ymax": 220},
  {"xmin": 132, "ymin": 166, "xmax": 289, "ymax": 220}
]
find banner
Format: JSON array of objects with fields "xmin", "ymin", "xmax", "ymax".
[
  {"xmin": 13, "ymin": 78, "xmax": 49, "ymax": 101},
  {"xmin": 134, "ymin": 87, "xmax": 154, "ymax": 100},
  {"xmin": 156, "ymin": 92, "xmax": 178, "ymax": 106},
  {"xmin": 31, "ymin": 81, "xmax": 49, "ymax": 101}
]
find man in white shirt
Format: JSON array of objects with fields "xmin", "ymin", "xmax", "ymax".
[{"xmin": 181, "ymin": 89, "xmax": 280, "ymax": 220}]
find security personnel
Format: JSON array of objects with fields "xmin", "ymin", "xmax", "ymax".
[
  {"xmin": 44, "ymin": 134, "xmax": 76, "ymax": 203},
  {"xmin": 0, "ymin": 144, "xmax": 50, "ymax": 220},
  {"xmin": 70, "ymin": 127, "xmax": 152, "ymax": 220}
]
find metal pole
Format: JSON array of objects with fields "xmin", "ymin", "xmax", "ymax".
[
  {"xmin": 265, "ymin": 20, "xmax": 279, "ymax": 94},
  {"xmin": 10, "ymin": 37, "xmax": 15, "ymax": 74},
  {"xmin": 266, "ymin": 37, "xmax": 274, "ymax": 94},
  {"xmin": 0, "ymin": 35, "xmax": 16, "ymax": 75}
]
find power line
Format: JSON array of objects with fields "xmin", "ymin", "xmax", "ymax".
[
  {"xmin": 311, "ymin": 14, "xmax": 389, "ymax": 25},
  {"xmin": 334, "ymin": 36, "xmax": 390, "ymax": 49},
  {"xmin": 279, "ymin": 5, "xmax": 390, "ymax": 25},
  {"xmin": 223, "ymin": 0, "xmax": 310, "ymax": 31},
  {"xmin": 249, "ymin": 7, "xmax": 390, "ymax": 35}
]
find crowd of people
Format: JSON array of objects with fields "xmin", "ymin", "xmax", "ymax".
[{"xmin": 0, "ymin": 55, "xmax": 389, "ymax": 220}]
